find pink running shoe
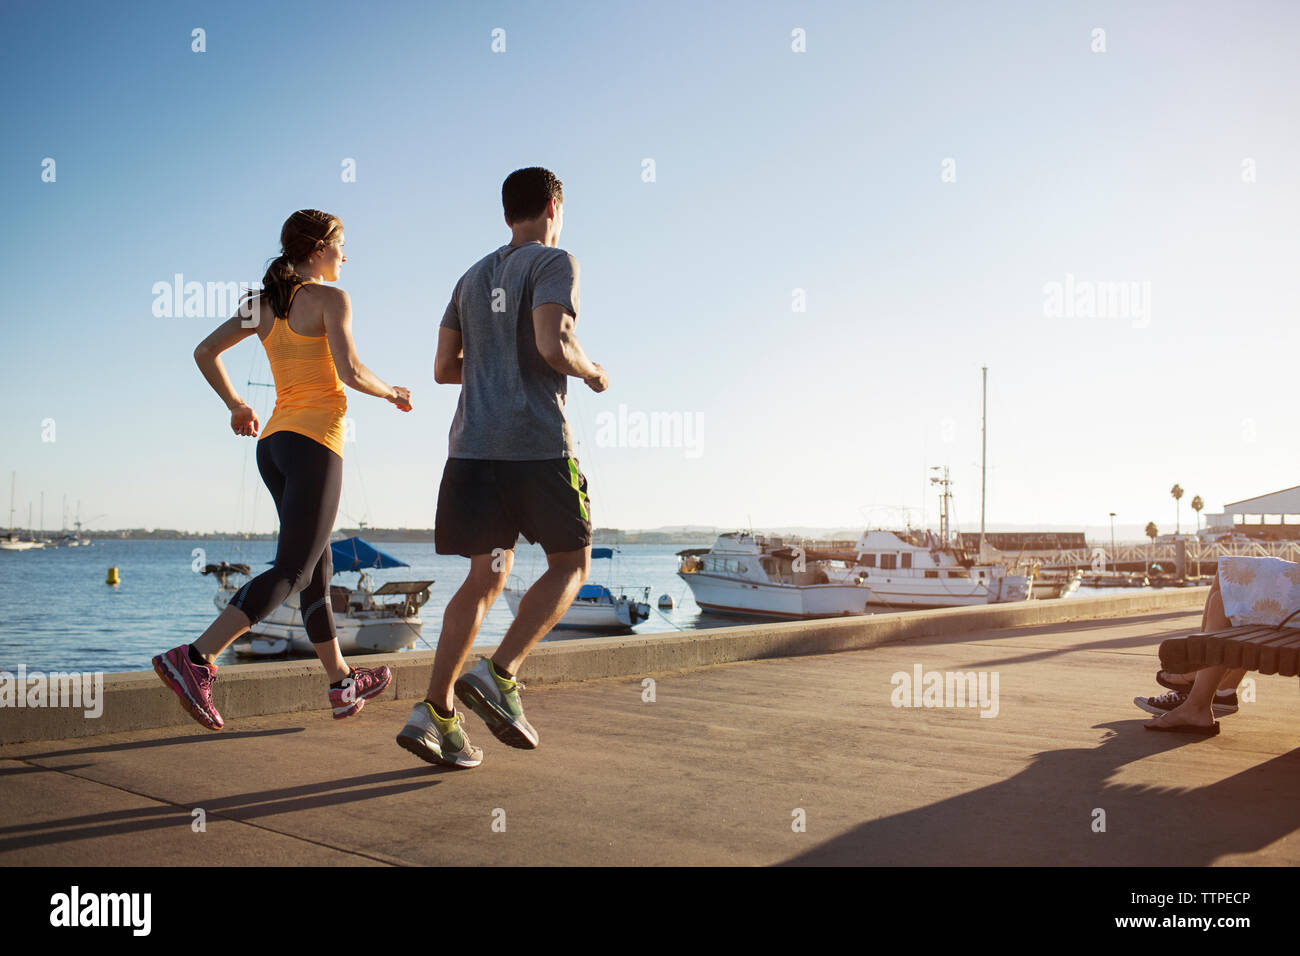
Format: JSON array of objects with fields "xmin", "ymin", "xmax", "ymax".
[
  {"xmin": 330, "ymin": 664, "xmax": 392, "ymax": 719},
  {"xmin": 153, "ymin": 644, "xmax": 223, "ymax": 730}
]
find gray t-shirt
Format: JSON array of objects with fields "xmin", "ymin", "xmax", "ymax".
[{"xmin": 439, "ymin": 242, "xmax": 581, "ymax": 460}]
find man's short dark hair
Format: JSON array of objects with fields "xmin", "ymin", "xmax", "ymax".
[{"xmin": 502, "ymin": 167, "xmax": 564, "ymax": 224}]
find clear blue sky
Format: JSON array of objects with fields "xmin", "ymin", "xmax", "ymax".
[{"xmin": 2, "ymin": 0, "xmax": 1297, "ymax": 538}]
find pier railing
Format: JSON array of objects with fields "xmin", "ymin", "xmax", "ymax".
[
  {"xmin": 1021, "ymin": 539, "xmax": 1300, "ymax": 570},
  {"xmin": 795, "ymin": 535, "xmax": 1299, "ymax": 571}
]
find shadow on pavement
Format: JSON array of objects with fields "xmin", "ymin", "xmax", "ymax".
[
  {"xmin": 778, "ymin": 721, "xmax": 1300, "ymax": 866},
  {"xmin": 2, "ymin": 727, "xmax": 306, "ymax": 761},
  {"xmin": 0, "ymin": 767, "xmax": 440, "ymax": 853}
]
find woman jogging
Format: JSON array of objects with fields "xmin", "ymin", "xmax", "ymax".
[{"xmin": 153, "ymin": 209, "xmax": 411, "ymax": 730}]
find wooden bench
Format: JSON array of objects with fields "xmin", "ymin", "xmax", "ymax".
[{"xmin": 1159, "ymin": 624, "xmax": 1300, "ymax": 677}]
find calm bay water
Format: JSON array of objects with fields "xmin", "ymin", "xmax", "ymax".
[
  {"xmin": 0, "ymin": 540, "xmax": 710, "ymax": 673},
  {"xmin": 0, "ymin": 540, "xmax": 1133, "ymax": 674}
]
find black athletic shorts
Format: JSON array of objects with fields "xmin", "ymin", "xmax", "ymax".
[{"xmin": 434, "ymin": 457, "xmax": 592, "ymax": 557}]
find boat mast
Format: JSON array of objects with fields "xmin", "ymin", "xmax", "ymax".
[
  {"xmin": 979, "ymin": 365, "xmax": 987, "ymax": 558},
  {"xmin": 8, "ymin": 472, "xmax": 14, "ymax": 535}
]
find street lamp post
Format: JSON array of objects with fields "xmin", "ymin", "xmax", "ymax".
[{"xmin": 1109, "ymin": 512, "xmax": 1117, "ymax": 574}]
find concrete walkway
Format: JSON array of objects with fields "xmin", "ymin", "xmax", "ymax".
[{"xmin": 2, "ymin": 606, "xmax": 1297, "ymax": 866}]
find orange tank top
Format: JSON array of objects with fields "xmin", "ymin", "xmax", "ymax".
[{"xmin": 258, "ymin": 281, "xmax": 347, "ymax": 459}]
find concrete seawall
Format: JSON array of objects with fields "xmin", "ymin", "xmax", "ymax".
[{"xmin": 0, "ymin": 588, "xmax": 1207, "ymax": 744}]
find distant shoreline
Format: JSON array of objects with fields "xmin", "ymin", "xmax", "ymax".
[
  {"xmin": 1, "ymin": 527, "xmax": 1232, "ymax": 548},
  {"xmin": 2, "ymin": 529, "xmax": 722, "ymax": 546}
]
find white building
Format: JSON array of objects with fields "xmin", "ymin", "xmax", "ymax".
[{"xmin": 1201, "ymin": 485, "xmax": 1300, "ymax": 539}]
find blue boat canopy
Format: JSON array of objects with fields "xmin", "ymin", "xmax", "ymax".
[
  {"xmin": 330, "ymin": 537, "xmax": 410, "ymax": 571},
  {"xmin": 266, "ymin": 536, "xmax": 409, "ymax": 572},
  {"xmin": 577, "ymin": 583, "xmax": 612, "ymax": 601},
  {"xmin": 591, "ymin": 547, "xmax": 614, "ymax": 559}
]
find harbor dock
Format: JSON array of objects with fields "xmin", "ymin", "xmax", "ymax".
[{"xmin": 2, "ymin": 589, "xmax": 1298, "ymax": 866}]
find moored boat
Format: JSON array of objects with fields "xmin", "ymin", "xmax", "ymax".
[
  {"xmin": 0, "ymin": 531, "xmax": 44, "ymax": 551},
  {"xmin": 1028, "ymin": 568, "xmax": 1082, "ymax": 599},
  {"xmin": 207, "ymin": 537, "xmax": 432, "ymax": 656},
  {"xmin": 503, "ymin": 547, "xmax": 651, "ymax": 631},
  {"xmin": 677, "ymin": 532, "xmax": 872, "ymax": 619},
  {"xmin": 820, "ymin": 529, "xmax": 1031, "ymax": 608},
  {"xmin": 1, "ymin": 473, "xmax": 45, "ymax": 551}
]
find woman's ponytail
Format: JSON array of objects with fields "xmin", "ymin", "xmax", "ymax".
[{"xmin": 259, "ymin": 253, "xmax": 298, "ymax": 319}]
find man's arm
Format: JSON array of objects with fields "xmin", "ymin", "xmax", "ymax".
[
  {"xmin": 533, "ymin": 303, "xmax": 602, "ymax": 382},
  {"xmin": 434, "ymin": 327, "xmax": 463, "ymax": 384},
  {"xmin": 530, "ymin": 250, "xmax": 605, "ymax": 385}
]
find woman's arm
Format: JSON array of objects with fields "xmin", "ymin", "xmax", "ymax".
[
  {"xmin": 323, "ymin": 287, "xmax": 411, "ymax": 410},
  {"xmin": 194, "ymin": 308, "xmax": 261, "ymax": 435}
]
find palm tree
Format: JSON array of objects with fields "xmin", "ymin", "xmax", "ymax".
[
  {"xmin": 1170, "ymin": 484, "xmax": 1184, "ymax": 536},
  {"xmin": 1191, "ymin": 496, "xmax": 1204, "ymax": 574},
  {"xmin": 1145, "ymin": 521, "xmax": 1159, "ymax": 577}
]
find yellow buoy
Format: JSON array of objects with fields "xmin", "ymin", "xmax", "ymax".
[{"xmin": 106, "ymin": 567, "xmax": 120, "ymax": 586}]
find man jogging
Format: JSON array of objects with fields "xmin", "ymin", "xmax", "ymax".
[{"xmin": 397, "ymin": 167, "xmax": 609, "ymax": 768}]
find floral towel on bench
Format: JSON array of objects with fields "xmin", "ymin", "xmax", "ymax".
[{"xmin": 1217, "ymin": 556, "xmax": 1300, "ymax": 628}]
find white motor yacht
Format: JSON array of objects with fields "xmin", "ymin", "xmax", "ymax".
[
  {"xmin": 677, "ymin": 532, "xmax": 872, "ymax": 620},
  {"xmin": 821, "ymin": 529, "xmax": 1030, "ymax": 608}
]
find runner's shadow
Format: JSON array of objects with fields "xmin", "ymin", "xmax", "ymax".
[
  {"xmin": 0, "ymin": 767, "xmax": 438, "ymax": 854},
  {"xmin": 778, "ymin": 722, "xmax": 1300, "ymax": 866},
  {"xmin": 1, "ymin": 727, "xmax": 305, "ymax": 761},
  {"xmin": 0, "ymin": 762, "xmax": 95, "ymax": 775}
]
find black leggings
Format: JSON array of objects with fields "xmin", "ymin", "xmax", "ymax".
[{"xmin": 230, "ymin": 430, "xmax": 343, "ymax": 644}]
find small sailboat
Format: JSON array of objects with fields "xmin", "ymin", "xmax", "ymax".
[
  {"xmin": 58, "ymin": 502, "xmax": 93, "ymax": 547},
  {"xmin": 503, "ymin": 547, "xmax": 652, "ymax": 632},
  {"xmin": 208, "ymin": 537, "xmax": 433, "ymax": 656},
  {"xmin": 0, "ymin": 536, "xmax": 42, "ymax": 552},
  {"xmin": 1, "ymin": 473, "xmax": 44, "ymax": 551}
]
